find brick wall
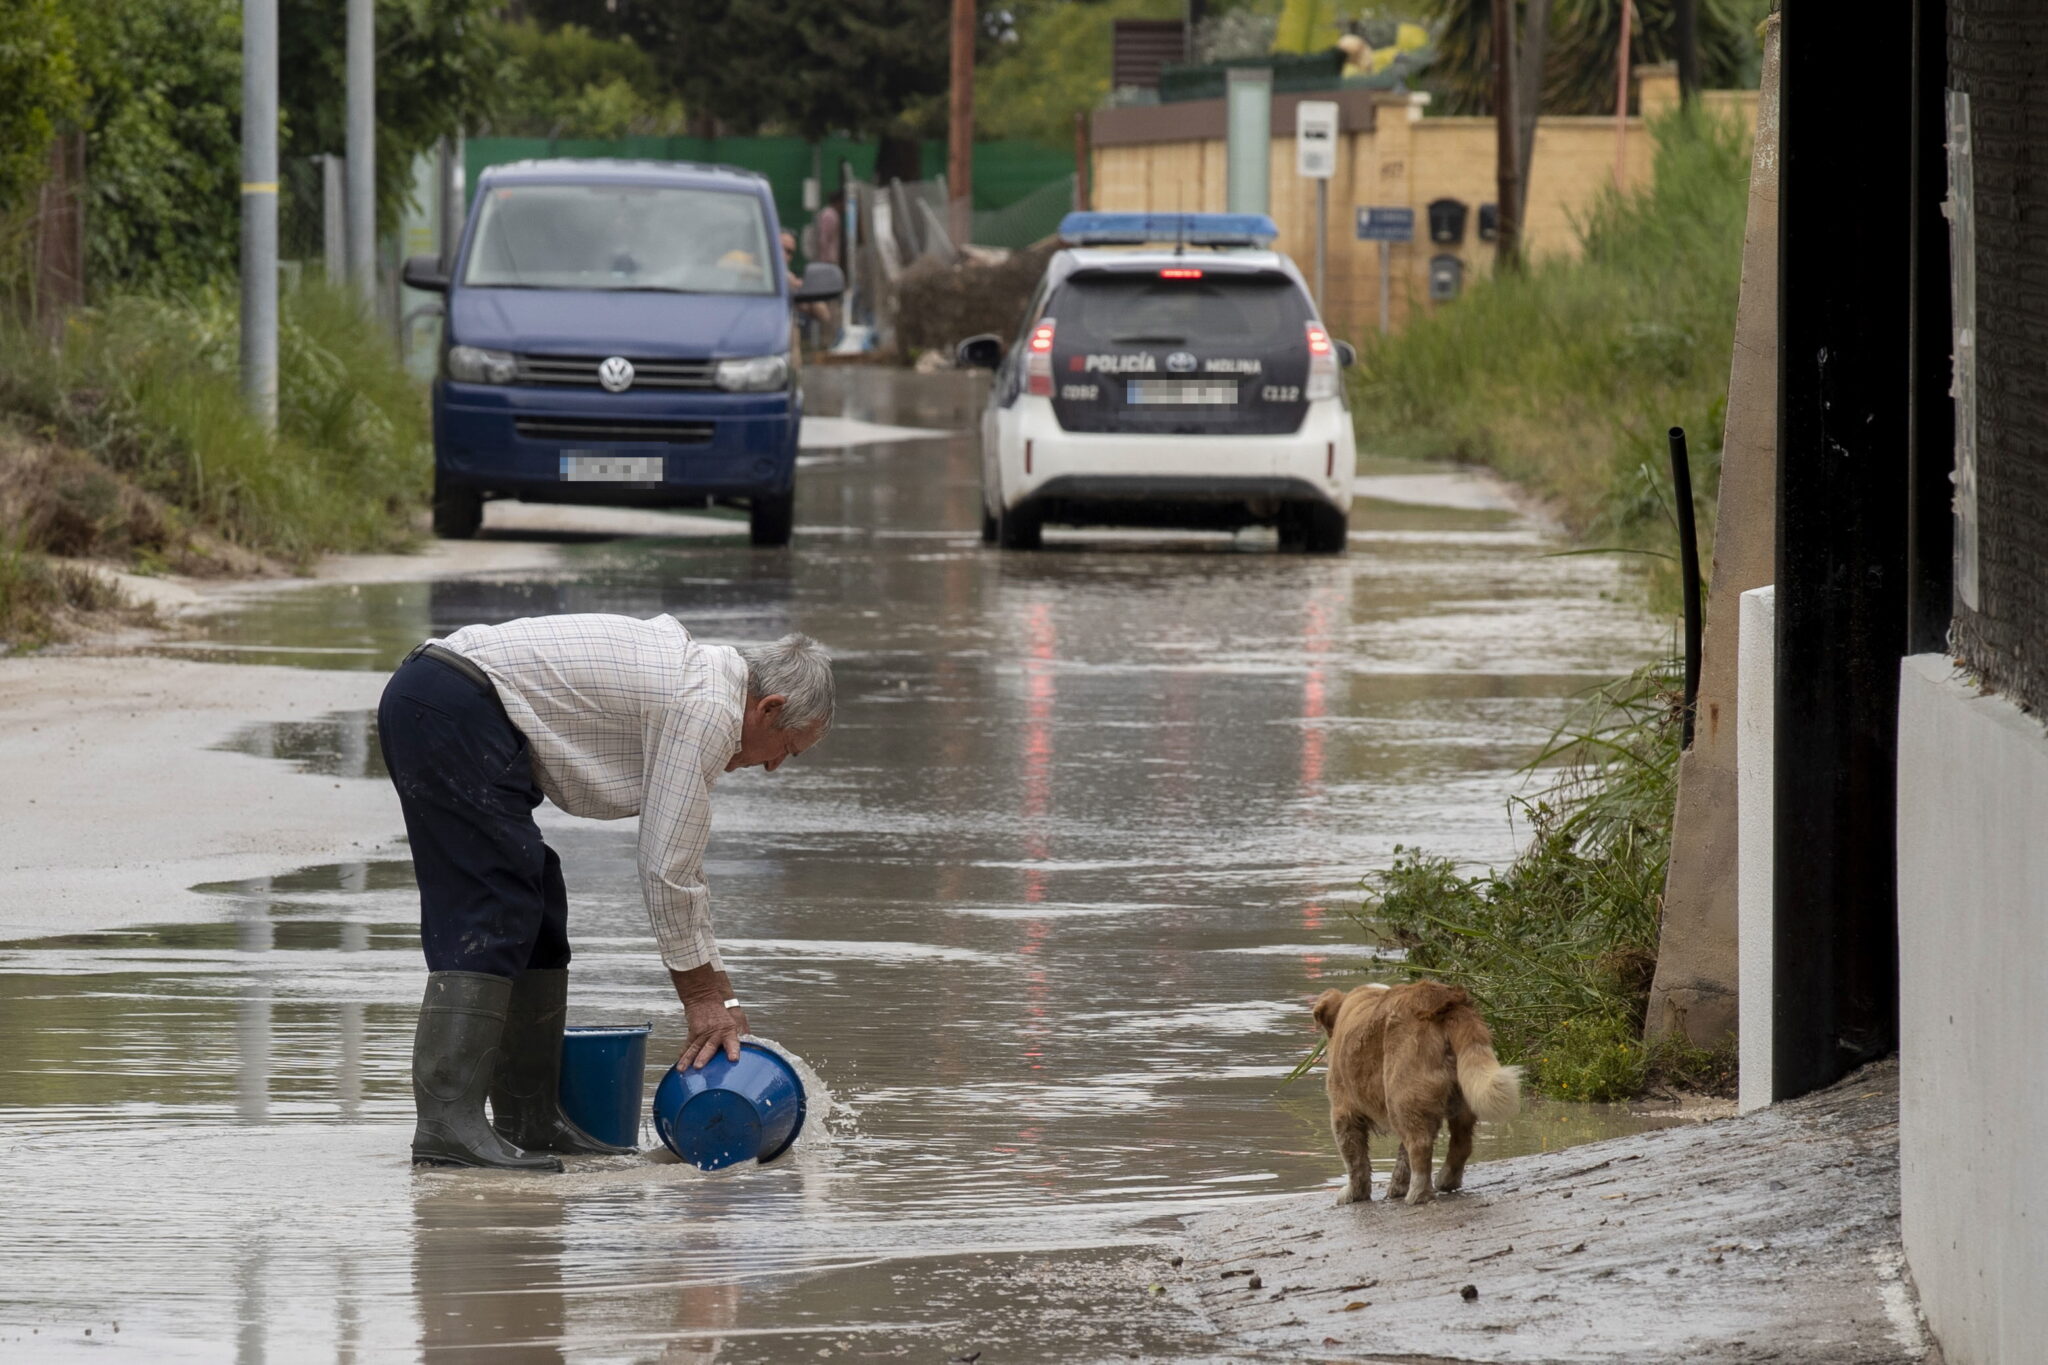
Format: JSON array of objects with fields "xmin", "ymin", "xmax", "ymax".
[{"xmin": 1949, "ymin": 0, "xmax": 2048, "ymax": 714}]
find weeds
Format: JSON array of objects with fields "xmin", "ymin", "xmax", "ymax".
[
  {"xmin": 1340, "ymin": 657, "xmax": 1693, "ymax": 1102},
  {"xmin": 1350, "ymin": 108, "xmax": 1752, "ymax": 608},
  {"xmin": 0, "ymin": 280, "xmax": 429, "ymax": 571}
]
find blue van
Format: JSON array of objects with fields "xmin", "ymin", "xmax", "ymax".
[{"xmin": 402, "ymin": 160, "xmax": 843, "ymax": 546}]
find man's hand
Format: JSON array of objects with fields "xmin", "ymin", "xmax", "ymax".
[{"xmin": 671, "ymin": 964, "xmax": 749, "ymax": 1070}]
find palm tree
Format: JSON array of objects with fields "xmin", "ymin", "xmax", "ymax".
[{"xmin": 1421, "ymin": 0, "xmax": 1767, "ymax": 116}]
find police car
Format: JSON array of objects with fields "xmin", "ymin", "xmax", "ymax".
[{"xmin": 955, "ymin": 212, "xmax": 1356, "ymax": 553}]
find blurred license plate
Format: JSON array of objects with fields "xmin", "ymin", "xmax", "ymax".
[
  {"xmin": 560, "ymin": 453, "xmax": 664, "ymax": 482},
  {"xmin": 1126, "ymin": 379, "xmax": 1238, "ymax": 406}
]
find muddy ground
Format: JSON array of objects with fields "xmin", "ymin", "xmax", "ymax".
[{"xmin": 1179, "ymin": 1059, "xmax": 1932, "ymax": 1364}]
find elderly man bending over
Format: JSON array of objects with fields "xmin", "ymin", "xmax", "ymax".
[{"xmin": 377, "ymin": 615, "xmax": 834, "ymax": 1171}]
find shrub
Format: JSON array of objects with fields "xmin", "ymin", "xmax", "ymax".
[{"xmin": 0, "ymin": 280, "xmax": 428, "ymax": 567}]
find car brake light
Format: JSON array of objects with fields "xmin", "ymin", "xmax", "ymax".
[
  {"xmin": 1027, "ymin": 318, "xmax": 1056, "ymax": 397},
  {"xmin": 1158, "ymin": 268, "xmax": 1204, "ymax": 280},
  {"xmin": 1305, "ymin": 321, "xmax": 1339, "ymax": 400}
]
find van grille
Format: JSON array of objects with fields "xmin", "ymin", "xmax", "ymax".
[
  {"xmin": 514, "ymin": 354, "xmax": 718, "ymax": 389},
  {"xmin": 514, "ymin": 416, "xmax": 714, "ymax": 444}
]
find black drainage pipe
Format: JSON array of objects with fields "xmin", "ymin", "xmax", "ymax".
[{"xmin": 1668, "ymin": 426, "xmax": 1703, "ymax": 749}]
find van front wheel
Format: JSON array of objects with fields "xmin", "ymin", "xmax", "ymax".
[
  {"xmin": 750, "ymin": 492, "xmax": 794, "ymax": 547},
  {"xmin": 433, "ymin": 479, "xmax": 482, "ymax": 540}
]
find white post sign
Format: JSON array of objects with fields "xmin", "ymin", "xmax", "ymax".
[{"xmin": 1296, "ymin": 100, "xmax": 1339, "ymax": 313}]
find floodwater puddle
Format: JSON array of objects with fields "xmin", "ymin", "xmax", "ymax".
[{"xmin": 1, "ymin": 369, "xmax": 1680, "ymax": 1361}]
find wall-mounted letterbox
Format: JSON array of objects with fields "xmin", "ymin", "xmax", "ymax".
[
  {"xmin": 1429, "ymin": 253, "xmax": 1464, "ymax": 301},
  {"xmin": 1477, "ymin": 203, "xmax": 1499, "ymax": 242},
  {"xmin": 1427, "ymin": 197, "xmax": 1468, "ymax": 245}
]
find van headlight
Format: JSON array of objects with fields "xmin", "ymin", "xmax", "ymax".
[
  {"xmin": 714, "ymin": 355, "xmax": 789, "ymax": 392},
  {"xmin": 447, "ymin": 345, "xmax": 517, "ymax": 384}
]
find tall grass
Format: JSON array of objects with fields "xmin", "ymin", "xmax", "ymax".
[
  {"xmin": 1327, "ymin": 656, "xmax": 1734, "ymax": 1102},
  {"xmin": 0, "ymin": 280, "xmax": 429, "ymax": 568},
  {"xmin": 1352, "ymin": 108, "xmax": 1753, "ymax": 555}
]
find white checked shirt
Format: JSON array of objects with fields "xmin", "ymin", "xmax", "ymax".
[{"xmin": 435, "ymin": 613, "xmax": 747, "ymax": 973}]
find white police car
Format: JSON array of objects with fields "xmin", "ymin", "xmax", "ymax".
[{"xmin": 956, "ymin": 212, "xmax": 1356, "ymax": 553}]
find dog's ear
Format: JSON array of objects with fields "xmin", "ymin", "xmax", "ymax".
[{"xmin": 1312, "ymin": 989, "xmax": 1346, "ymax": 1035}]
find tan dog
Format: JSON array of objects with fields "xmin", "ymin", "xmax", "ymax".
[{"xmin": 1312, "ymin": 981, "xmax": 1522, "ymax": 1206}]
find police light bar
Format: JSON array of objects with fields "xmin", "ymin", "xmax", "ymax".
[{"xmin": 1057, "ymin": 212, "xmax": 1279, "ymax": 248}]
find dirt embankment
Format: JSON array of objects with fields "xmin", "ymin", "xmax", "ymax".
[{"xmin": 1178, "ymin": 1059, "xmax": 1932, "ymax": 1364}]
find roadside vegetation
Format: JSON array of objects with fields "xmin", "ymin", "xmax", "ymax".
[
  {"xmin": 0, "ymin": 283, "xmax": 429, "ymax": 644},
  {"xmin": 1361, "ymin": 658, "xmax": 1733, "ymax": 1101},
  {"xmin": 1351, "ymin": 108, "xmax": 1753, "ymax": 591}
]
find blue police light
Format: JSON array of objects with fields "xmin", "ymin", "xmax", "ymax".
[{"xmin": 1057, "ymin": 212, "xmax": 1280, "ymax": 248}]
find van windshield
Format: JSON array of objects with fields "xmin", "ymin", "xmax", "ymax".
[{"xmin": 463, "ymin": 184, "xmax": 778, "ymax": 295}]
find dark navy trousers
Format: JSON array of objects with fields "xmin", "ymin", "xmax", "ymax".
[{"xmin": 377, "ymin": 652, "xmax": 570, "ymax": 979}]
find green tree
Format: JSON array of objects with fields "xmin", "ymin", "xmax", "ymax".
[
  {"xmin": 72, "ymin": 0, "xmax": 243, "ymax": 291},
  {"xmin": 483, "ymin": 18, "xmax": 686, "ymax": 138},
  {"xmin": 0, "ymin": 0, "xmax": 84, "ymax": 211},
  {"xmin": 1420, "ymin": 0, "xmax": 1768, "ymax": 116},
  {"xmin": 976, "ymin": 0, "xmax": 1181, "ymax": 148},
  {"xmin": 278, "ymin": 0, "xmax": 506, "ymax": 236}
]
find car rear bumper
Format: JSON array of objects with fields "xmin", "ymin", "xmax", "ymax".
[
  {"xmin": 433, "ymin": 381, "xmax": 799, "ymax": 501},
  {"xmin": 1003, "ymin": 397, "xmax": 1354, "ymax": 519}
]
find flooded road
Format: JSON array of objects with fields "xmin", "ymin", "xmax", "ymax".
[{"xmin": 0, "ymin": 369, "xmax": 1664, "ymax": 1361}]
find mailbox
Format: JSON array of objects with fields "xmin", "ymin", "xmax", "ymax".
[
  {"xmin": 1477, "ymin": 203, "xmax": 1499, "ymax": 242},
  {"xmin": 1427, "ymin": 197, "xmax": 1468, "ymax": 245},
  {"xmin": 1428, "ymin": 253, "xmax": 1464, "ymax": 302}
]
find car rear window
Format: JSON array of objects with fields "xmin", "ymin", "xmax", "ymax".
[{"xmin": 1051, "ymin": 273, "xmax": 1310, "ymax": 349}]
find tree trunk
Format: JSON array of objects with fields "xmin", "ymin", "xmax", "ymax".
[{"xmin": 1491, "ymin": 0, "xmax": 1521, "ymax": 270}]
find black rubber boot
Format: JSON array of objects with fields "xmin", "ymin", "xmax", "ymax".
[
  {"xmin": 491, "ymin": 968, "xmax": 636, "ymax": 1155},
  {"xmin": 411, "ymin": 971, "xmax": 563, "ymax": 1171}
]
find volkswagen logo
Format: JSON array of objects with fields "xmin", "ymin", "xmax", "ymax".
[
  {"xmin": 597, "ymin": 356, "xmax": 636, "ymax": 393},
  {"xmin": 1165, "ymin": 351, "xmax": 1197, "ymax": 373}
]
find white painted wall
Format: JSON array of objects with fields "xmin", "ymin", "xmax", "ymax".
[
  {"xmin": 1736, "ymin": 587, "xmax": 1775, "ymax": 1113},
  {"xmin": 1896, "ymin": 654, "xmax": 2048, "ymax": 1365}
]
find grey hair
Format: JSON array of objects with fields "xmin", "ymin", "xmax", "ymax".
[{"xmin": 737, "ymin": 633, "xmax": 836, "ymax": 733}]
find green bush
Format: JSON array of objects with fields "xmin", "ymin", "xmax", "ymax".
[
  {"xmin": 0, "ymin": 281, "xmax": 428, "ymax": 566},
  {"xmin": 1355, "ymin": 658, "xmax": 1684, "ymax": 1101},
  {"xmin": 1351, "ymin": 109, "xmax": 1753, "ymax": 557}
]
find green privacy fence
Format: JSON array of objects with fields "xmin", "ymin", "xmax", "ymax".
[{"xmin": 463, "ymin": 137, "xmax": 1075, "ymax": 250}]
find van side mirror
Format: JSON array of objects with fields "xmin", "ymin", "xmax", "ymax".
[
  {"xmin": 955, "ymin": 334, "xmax": 1002, "ymax": 370},
  {"xmin": 795, "ymin": 262, "xmax": 845, "ymax": 302},
  {"xmin": 402, "ymin": 254, "xmax": 449, "ymax": 293},
  {"xmin": 1334, "ymin": 339, "xmax": 1357, "ymax": 368}
]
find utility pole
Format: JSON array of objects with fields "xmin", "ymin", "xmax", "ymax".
[
  {"xmin": 947, "ymin": 0, "xmax": 974, "ymax": 249},
  {"xmin": 239, "ymin": 0, "xmax": 278, "ymax": 426},
  {"xmin": 346, "ymin": 0, "xmax": 377, "ymax": 305},
  {"xmin": 1675, "ymin": 0, "xmax": 1701, "ymax": 105},
  {"xmin": 1491, "ymin": 0, "xmax": 1522, "ymax": 270}
]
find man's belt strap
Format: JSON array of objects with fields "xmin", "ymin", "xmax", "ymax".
[{"xmin": 407, "ymin": 641, "xmax": 495, "ymax": 694}]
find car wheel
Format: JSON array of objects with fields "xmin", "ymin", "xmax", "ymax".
[
  {"xmin": 1279, "ymin": 502, "xmax": 1349, "ymax": 555},
  {"xmin": 432, "ymin": 478, "xmax": 482, "ymax": 540},
  {"xmin": 749, "ymin": 491, "xmax": 795, "ymax": 547},
  {"xmin": 1301, "ymin": 502, "xmax": 1350, "ymax": 555},
  {"xmin": 996, "ymin": 502, "xmax": 1042, "ymax": 550}
]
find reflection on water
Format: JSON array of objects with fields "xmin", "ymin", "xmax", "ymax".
[{"xmin": 0, "ymin": 369, "xmax": 1668, "ymax": 1360}]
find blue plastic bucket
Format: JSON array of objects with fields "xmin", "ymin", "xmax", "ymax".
[
  {"xmin": 557, "ymin": 1023, "xmax": 652, "ymax": 1150},
  {"xmin": 652, "ymin": 1043, "xmax": 807, "ymax": 1171}
]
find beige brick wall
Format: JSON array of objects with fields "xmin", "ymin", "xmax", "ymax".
[{"xmin": 1092, "ymin": 70, "xmax": 1761, "ymax": 341}]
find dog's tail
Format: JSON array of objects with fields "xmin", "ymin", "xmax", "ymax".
[
  {"xmin": 1443, "ymin": 998, "xmax": 1522, "ymax": 1123},
  {"xmin": 1312, "ymin": 989, "xmax": 1346, "ymax": 1036}
]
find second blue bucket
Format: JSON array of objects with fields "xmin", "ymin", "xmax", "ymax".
[
  {"xmin": 557, "ymin": 1023, "xmax": 652, "ymax": 1150},
  {"xmin": 652, "ymin": 1042, "xmax": 807, "ymax": 1171}
]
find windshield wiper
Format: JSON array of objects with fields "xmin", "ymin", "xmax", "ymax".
[{"xmin": 1109, "ymin": 333, "xmax": 1186, "ymax": 344}]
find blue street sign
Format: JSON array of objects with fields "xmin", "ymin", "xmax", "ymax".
[{"xmin": 1355, "ymin": 206, "xmax": 1416, "ymax": 242}]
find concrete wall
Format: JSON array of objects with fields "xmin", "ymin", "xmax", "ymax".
[
  {"xmin": 1647, "ymin": 16, "xmax": 1782, "ymax": 1049},
  {"xmin": 1895, "ymin": 654, "xmax": 2048, "ymax": 1363},
  {"xmin": 1091, "ymin": 68, "xmax": 1761, "ymax": 340}
]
